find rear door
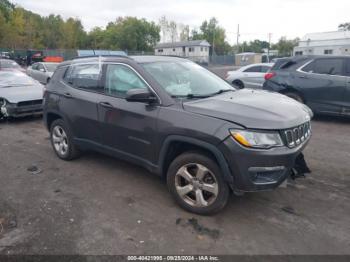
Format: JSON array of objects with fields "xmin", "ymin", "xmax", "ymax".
[
  {"xmin": 296, "ymin": 58, "xmax": 347, "ymax": 115},
  {"xmin": 60, "ymin": 63, "xmax": 105, "ymax": 144},
  {"xmin": 242, "ymin": 65, "xmax": 267, "ymax": 88}
]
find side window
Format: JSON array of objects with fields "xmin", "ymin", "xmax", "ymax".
[
  {"xmin": 261, "ymin": 66, "xmax": 270, "ymax": 73},
  {"xmin": 244, "ymin": 66, "xmax": 261, "ymax": 73},
  {"xmin": 301, "ymin": 60, "xmax": 314, "ymax": 73},
  {"xmin": 32, "ymin": 63, "xmax": 38, "ymax": 70},
  {"xmin": 313, "ymin": 59, "xmax": 344, "ymax": 76},
  {"xmin": 37, "ymin": 64, "xmax": 45, "ymax": 71},
  {"xmin": 346, "ymin": 59, "xmax": 350, "ymax": 77},
  {"xmin": 105, "ymin": 64, "xmax": 147, "ymax": 97},
  {"xmin": 64, "ymin": 64, "xmax": 102, "ymax": 92}
]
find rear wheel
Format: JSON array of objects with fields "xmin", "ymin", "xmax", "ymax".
[
  {"xmin": 167, "ymin": 152, "xmax": 230, "ymax": 215},
  {"xmin": 50, "ymin": 119, "xmax": 80, "ymax": 160},
  {"xmin": 232, "ymin": 80, "xmax": 244, "ymax": 89},
  {"xmin": 284, "ymin": 92, "xmax": 304, "ymax": 103}
]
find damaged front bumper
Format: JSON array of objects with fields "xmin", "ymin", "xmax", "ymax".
[
  {"xmin": 219, "ymin": 136, "xmax": 311, "ymax": 192},
  {"xmin": 1, "ymin": 100, "xmax": 43, "ymax": 118}
]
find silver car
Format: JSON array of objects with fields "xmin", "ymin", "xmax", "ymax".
[
  {"xmin": 225, "ymin": 63, "xmax": 274, "ymax": 89},
  {"xmin": 27, "ymin": 62, "xmax": 59, "ymax": 84},
  {"xmin": 0, "ymin": 71, "xmax": 44, "ymax": 118}
]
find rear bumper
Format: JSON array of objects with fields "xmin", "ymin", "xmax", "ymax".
[
  {"xmin": 1, "ymin": 103, "xmax": 43, "ymax": 118},
  {"xmin": 218, "ymin": 136, "xmax": 310, "ymax": 192}
]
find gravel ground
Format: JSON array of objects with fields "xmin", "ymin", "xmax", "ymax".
[{"xmin": 0, "ymin": 115, "xmax": 349, "ymax": 255}]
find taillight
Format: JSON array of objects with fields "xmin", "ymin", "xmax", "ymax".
[{"xmin": 264, "ymin": 72, "xmax": 276, "ymax": 80}]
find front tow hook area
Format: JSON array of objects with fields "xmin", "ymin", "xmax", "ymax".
[{"xmin": 291, "ymin": 153, "xmax": 311, "ymax": 180}]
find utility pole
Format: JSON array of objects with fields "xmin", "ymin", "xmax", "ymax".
[
  {"xmin": 267, "ymin": 33, "xmax": 272, "ymax": 62},
  {"xmin": 236, "ymin": 24, "xmax": 240, "ymax": 54}
]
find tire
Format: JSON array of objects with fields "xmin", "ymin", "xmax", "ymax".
[
  {"xmin": 167, "ymin": 151, "xmax": 230, "ymax": 215},
  {"xmin": 50, "ymin": 119, "xmax": 80, "ymax": 160},
  {"xmin": 284, "ymin": 92, "xmax": 304, "ymax": 103},
  {"xmin": 232, "ymin": 80, "xmax": 244, "ymax": 89}
]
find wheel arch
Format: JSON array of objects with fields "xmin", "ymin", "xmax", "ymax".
[
  {"xmin": 280, "ymin": 88, "xmax": 306, "ymax": 103},
  {"xmin": 158, "ymin": 135, "xmax": 233, "ymax": 184}
]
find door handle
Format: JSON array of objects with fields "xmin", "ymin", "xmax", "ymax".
[
  {"xmin": 63, "ymin": 92, "xmax": 73, "ymax": 98},
  {"xmin": 99, "ymin": 102, "xmax": 114, "ymax": 108}
]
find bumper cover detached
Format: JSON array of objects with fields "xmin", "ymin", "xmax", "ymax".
[
  {"xmin": 1, "ymin": 102, "xmax": 43, "ymax": 118},
  {"xmin": 219, "ymin": 136, "xmax": 311, "ymax": 192}
]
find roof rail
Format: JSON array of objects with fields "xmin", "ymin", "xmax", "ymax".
[{"xmin": 72, "ymin": 55, "xmax": 130, "ymax": 60}]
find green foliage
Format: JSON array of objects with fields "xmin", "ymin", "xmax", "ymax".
[
  {"xmin": 339, "ymin": 22, "xmax": 350, "ymax": 31},
  {"xmin": 0, "ymin": 1, "xmax": 159, "ymax": 51},
  {"xmin": 271, "ymin": 37, "xmax": 299, "ymax": 56},
  {"xmin": 190, "ymin": 17, "xmax": 231, "ymax": 55}
]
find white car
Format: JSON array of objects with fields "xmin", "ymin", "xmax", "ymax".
[
  {"xmin": 27, "ymin": 62, "xmax": 59, "ymax": 84},
  {"xmin": 226, "ymin": 63, "xmax": 274, "ymax": 89}
]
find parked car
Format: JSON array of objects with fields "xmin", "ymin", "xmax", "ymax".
[
  {"xmin": 43, "ymin": 55, "xmax": 312, "ymax": 215},
  {"xmin": 0, "ymin": 71, "xmax": 44, "ymax": 119},
  {"xmin": 27, "ymin": 62, "xmax": 59, "ymax": 84},
  {"xmin": 225, "ymin": 63, "xmax": 274, "ymax": 89},
  {"xmin": 0, "ymin": 59, "xmax": 26, "ymax": 73},
  {"xmin": 263, "ymin": 56, "xmax": 350, "ymax": 116}
]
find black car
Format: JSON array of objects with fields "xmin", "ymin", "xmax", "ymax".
[
  {"xmin": 43, "ymin": 55, "xmax": 312, "ymax": 215},
  {"xmin": 263, "ymin": 56, "xmax": 350, "ymax": 116}
]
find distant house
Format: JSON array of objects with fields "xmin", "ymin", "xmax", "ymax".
[
  {"xmin": 154, "ymin": 40, "xmax": 211, "ymax": 63},
  {"xmin": 294, "ymin": 31, "xmax": 350, "ymax": 56}
]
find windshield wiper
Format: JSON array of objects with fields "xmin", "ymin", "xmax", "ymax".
[{"xmin": 208, "ymin": 89, "xmax": 235, "ymax": 96}]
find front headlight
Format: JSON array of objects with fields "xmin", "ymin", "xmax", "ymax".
[{"xmin": 230, "ymin": 129, "xmax": 283, "ymax": 149}]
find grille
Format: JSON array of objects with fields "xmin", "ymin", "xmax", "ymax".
[
  {"xmin": 283, "ymin": 122, "xmax": 311, "ymax": 148},
  {"xmin": 17, "ymin": 100, "xmax": 43, "ymax": 107}
]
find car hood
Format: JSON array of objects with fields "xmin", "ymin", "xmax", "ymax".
[
  {"xmin": 0, "ymin": 84, "xmax": 44, "ymax": 103},
  {"xmin": 183, "ymin": 89, "xmax": 313, "ymax": 130}
]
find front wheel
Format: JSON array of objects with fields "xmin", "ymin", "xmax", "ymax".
[{"xmin": 167, "ymin": 152, "xmax": 230, "ymax": 215}]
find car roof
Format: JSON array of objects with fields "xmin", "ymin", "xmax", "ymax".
[{"xmin": 59, "ymin": 55, "xmax": 189, "ymax": 67}]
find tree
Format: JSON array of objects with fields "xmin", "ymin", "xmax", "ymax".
[
  {"xmin": 272, "ymin": 37, "xmax": 299, "ymax": 56},
  {"xmin": 191, "ymin": 17, "xmax": 231, "ymax": 55},
  {"xmin": 339, "ymin": 22, "xmax": 350, "ymax": 31}
]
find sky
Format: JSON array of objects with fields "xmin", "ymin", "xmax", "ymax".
[{"xmin": 12, "ymin": 0, "xmax": 350, "ymax": 44}]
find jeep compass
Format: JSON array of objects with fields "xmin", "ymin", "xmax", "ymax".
[{"xmin": 43, "ymin": 55, "xmax": 313, "ymax": 215}]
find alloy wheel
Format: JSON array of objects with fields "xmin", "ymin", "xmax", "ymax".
[
  {"xmin": 52, "ymin": 126, "xmax": 69, "ymax": 156},
  {"xmin": 175, "ymin": 163, "xmax": 219, "ymax": 207}
]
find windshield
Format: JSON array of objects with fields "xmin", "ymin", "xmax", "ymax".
[
  {"xmin": 142, "ymin": 61, "xmax": 235, "ymax": 97},
  {"xmin": 0, "ymin": 59, "xmax": 21, "ymax": 69},
  {"xmin": 0, "ymin": 72, "xmax": 37, "ymax": 87},
  {"xmin": 44, "ymin": 63, "xmax": 59, "ymax": 72}
]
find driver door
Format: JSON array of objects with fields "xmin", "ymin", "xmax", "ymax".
[{"xmin": 97, "ymin": 63, "xmax": 160, "ymax": 164}]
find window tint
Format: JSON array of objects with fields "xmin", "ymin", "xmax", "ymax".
[
  {"xmin": 244, "ymin": 66, "xmax": 261, "ymax": 73},
  {"xmin": 346, "ymin": 59, "xmax": 350, "ymax": 77},
  {"xmin": 105, "ymin": 64, "xmax": 147, "ymax": 97},
  {"xmin": 64, "ymin": 64, "xmax": 102, "ymax": 92},
  {"xmin": 301, "ymin": 61, "xmax": 314, "ymax": 73},
  {"xmin": 37, "ymin": 64, "xmax": 45, "ymax": 71},
  {"xmin": 261, "ymin": 66, "xmax": 271, "ymax": 73},
  {"xmin": 313, "ymin": 59, "xmax": 344, "ymax": 76}
]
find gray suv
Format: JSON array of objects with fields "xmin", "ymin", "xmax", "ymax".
[{"xmin": 43, "ymin": 56, "xmax": 313, "ymax": 214}]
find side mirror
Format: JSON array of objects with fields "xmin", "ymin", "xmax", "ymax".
[
  {"xmin": 39, "ymin": 68, "xmax": 45, "ymax": 72},
  {"xmin": 126, "ymin": 88, "xmax": 157, "ymax": 104}
]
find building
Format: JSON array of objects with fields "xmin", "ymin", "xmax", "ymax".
[
  {"xmin": 235, "ymin": 52, "xmax": 262, "ymax": 66},
  {"xmin": 154, "ymin": 40, "xmax": 211, "ymax": 63},
  {"xmin": 294, "ymin": 31, "xmax": 350, "ymax": 56}
]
